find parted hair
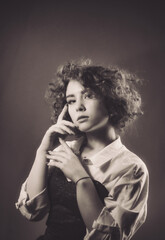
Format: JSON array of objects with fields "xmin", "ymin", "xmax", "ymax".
[{"xmin": 45, "ymin": 59, "xmax": 143, "ymax": 130}]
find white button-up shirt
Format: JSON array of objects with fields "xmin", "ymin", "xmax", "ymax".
[{"xmin": 16, "ymin": 137, "xmax": 149, "ymax": 240}]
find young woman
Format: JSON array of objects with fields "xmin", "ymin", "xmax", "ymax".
[{"xmin": 16, "ymin": 59, "xmax": 149, "ymax": 240}]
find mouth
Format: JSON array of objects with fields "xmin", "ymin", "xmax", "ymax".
[{"xmin": 77, "ymin": 116, "xmax": 89, "ymax": 123}]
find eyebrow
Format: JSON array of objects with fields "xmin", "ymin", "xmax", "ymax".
[
  {"xmin": 66, "ymin": 94, "xmax": 75, "ymax": 99},
  {"xmin": 66, "ymin": 89, "xmax": 87, "ymax": 99}
]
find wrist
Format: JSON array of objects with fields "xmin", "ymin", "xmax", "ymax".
[
  {"xmin": 36, "ymin": 148, "xmax": 48, "ymax": 161},
  {"xmin": 73, "ymin": 170, "xmax": 89, "ymax": 183},
  {"xmin": 75, "ymin": 176, "xmax": 91, "ymax": 186}
]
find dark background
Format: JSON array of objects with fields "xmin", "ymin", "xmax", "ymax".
[{"xmin": 1, "ymin": 1, "xmax": 164, "ymax": 239}]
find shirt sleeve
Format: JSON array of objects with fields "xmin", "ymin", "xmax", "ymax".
[
  {"xmin": 84, "ymin": 162, "xmax": 149, "ymax": 240},
  {"xmin": 15, "ymin": 144, "xmax": 68, "ymax": 221},
  {"xmin": 15, "ymin": 179, "xmax": 50, "ymax": 221}
]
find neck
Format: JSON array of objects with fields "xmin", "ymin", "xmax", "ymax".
[{"xmin": 85, "ymin": 124, "xmax": 117, "ymax": 150}]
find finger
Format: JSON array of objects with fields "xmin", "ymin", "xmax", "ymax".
[
  {"xmin": 51, "ymin": 127, "xmax": 67, "ymax": 135},
  {"xmin": 46, "ymin": 154, "xmax": 65, "ymax": 162},
  {"xmin": 57, "ymin": 124, "xmax": 75, "ymax": 135},
  {"xmin": 47, "ymin": 125, "xmax": 67, "ymax": 135},
  {"xmin": 47, "ymin": 151, "xmax": 67, "ymax": 159},
  {"xmin": 60, "ymin": 120, "xmax": 75, "ymax": 128},
  {"xmin": 57, "ymin": 104, "xmax": 68, "ymax": 122},
  {"xmin": 59, "ymin": 138, "xmax": 73, "ymax": 153},
  {"xmin": 48, "ymin": 125, "xmax": 73, "ymax": 136},
  {"xmin": 47, "ymin": 160, "xmax": 62, "ymax": 169}
]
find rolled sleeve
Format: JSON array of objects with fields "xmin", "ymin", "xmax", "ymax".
[
  {"xmin": 15, "ymin": 180, "xmax": 50, "ymax": 221},
  {"xmin": 84, "ymin": 207, "xmax": 120, "ymax": 240},
  {"xmin": 84, "ymin": 163, "xmax": 149, "ymax": 240}
]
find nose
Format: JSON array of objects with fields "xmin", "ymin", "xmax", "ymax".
[{"xmin": 76, "ymin": 98, "xmax": 86, "ymax": 112}]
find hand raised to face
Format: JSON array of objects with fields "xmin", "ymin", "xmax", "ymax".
[{"xmin": 39, "ymin": 105, "xmax": 79, "ymax": 152}]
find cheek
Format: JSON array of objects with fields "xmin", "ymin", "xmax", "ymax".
[{"xmin": 92, "ymin": 101, "xmax": 108, "ymax": 117}]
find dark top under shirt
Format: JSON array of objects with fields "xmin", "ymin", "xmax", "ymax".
[{"xmin": 37, "ymin": 167, "xmax": 108, "ymax": 240}]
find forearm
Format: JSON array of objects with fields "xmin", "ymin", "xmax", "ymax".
[
  {"xmin": 76, "ymin": 178, "xmax": 104, "ymax": 231},
  {"xmin": 26, "ymin": 148, "xmax": 48, "ymax": 199}
]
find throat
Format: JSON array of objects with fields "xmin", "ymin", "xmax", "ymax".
[{"xmin": 81, "ymin": 124, "xmax": 118, "ymax": 158}]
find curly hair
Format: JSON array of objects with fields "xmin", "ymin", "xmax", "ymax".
[{"xmin": 45, "ymin": 59, "xmax": 143, "ymax": 130}]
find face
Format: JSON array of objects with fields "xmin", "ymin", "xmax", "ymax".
[{"xmin": 66, "ymin": 80, "xmax": 109, "ymax": 132}]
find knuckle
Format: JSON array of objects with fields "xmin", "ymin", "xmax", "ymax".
[{"xmin": 48, "ymin": 125, "xmax": 56, "ymax": 132}]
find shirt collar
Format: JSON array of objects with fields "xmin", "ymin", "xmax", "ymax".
[{"xmin": 71, "ymin": 136, "xmax": 124, "ymax": 167}]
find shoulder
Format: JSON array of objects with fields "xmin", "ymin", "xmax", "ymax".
[{"xmin": 117, "ymin": 145, "xmax": 149, "ymax": 179}]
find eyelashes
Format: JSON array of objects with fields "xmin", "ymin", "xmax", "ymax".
[
  {"xmin": 66, "ymin": 89, "xmax": 98, "ymax": 106},
  {"xmin": 66, "ymin": 93, "xmax": 96, "ymax": 104},
  {"xmin": 67, "ymin": 100, "xmax": 75, "ymax": 105}
]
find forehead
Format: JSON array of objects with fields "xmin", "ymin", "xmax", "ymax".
[{"xmin": 66, "ymin": 80, "xmax": 85, "ymax": 96}]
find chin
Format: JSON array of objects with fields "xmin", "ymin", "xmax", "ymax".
[
  {"xmin": 78, "ymin": 127, "xmax": 91, "ymax": 133},
  {"xmin": 77, "ymin": 124, "xmax": 93, "ymax": 133},
  {"xmin": 77, "ymin": 117, "xmax": 108, "ymax": 133}
]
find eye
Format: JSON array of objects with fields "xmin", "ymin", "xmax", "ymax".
[
  {"xmin": 83, "ymin": 91, "xmax": 96, "ymax": 99},
  {"xmin": 67, "ymin": 99, "xmax": 76, "ymax": 105}
]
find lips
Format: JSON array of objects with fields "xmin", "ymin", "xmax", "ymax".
[{"xmin": 77, "ymin": 115, "xmax": 89, "ymax": 122}]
